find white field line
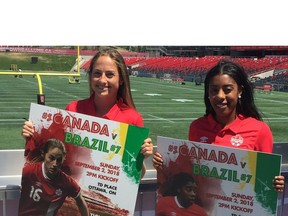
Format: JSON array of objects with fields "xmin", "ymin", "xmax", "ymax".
[
  {"xmin": 256, "ymin": 98, "xmax": 288, "ymax": 105},
  {"xmin": 132, "ymin": 79, "xmax": 204, "ymax": 92},
  {"xmin": 1, "ymin": 79, "xmax": 288, "ymax": 123},
  {"xmin": 143, "ymin": 117, "xmax": 288, "ymax": 122},
  {"xmin": 0, "ymin": 117, "xmax": 288, "ymax": 123},
  {"xmin": 20, "ymin": 78, "xmax": 80, "ymax": 99},
  {"xmin": 144, "ymin": 114, "xmax": 175, "ymax": 123},
  {"xmin": 263, "ymin": 112, "xmax": 288, "ymax": 118}
]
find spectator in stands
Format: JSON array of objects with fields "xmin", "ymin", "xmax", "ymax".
[
  {"xmin": 21, "ymin": 47, "xmax": 153, "ymax": 178},
  {"xmin": 153, "ymin": 60, "xmax": 285, "ymax": 191},
  {"xmin": 18, "ymin": 139, "xmax": 89, "ymax": 216},
  {"xmin": 156, "ymin": 172, "xmax": 207, "ymax": 216}
]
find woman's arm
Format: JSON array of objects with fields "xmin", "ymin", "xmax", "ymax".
[
  {"xmin": 75, "ymin": 192, "xmax": 89, "ymax": 216},
  {"xmin": 140, "ymin": 138, "xmax": 153, "ymax": 178}
]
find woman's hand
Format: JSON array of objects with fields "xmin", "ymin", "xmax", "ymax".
[
  {"xmin": 141, "ymin": 138, "xmax": 153, "ymax": 158},
  {"xmin": 152, "ymin": 151, "xmax": 163, "ymax": 169},
  {"xmin": 22, "ymin": 120, "xmax": 34, "ymax": 140},
  {"xmin": 140, "ymin": 138, "xmax": 153, "ymax": 178},
  {"xmin": 273, "ymin": 175, "xmax": 285, "ymax": 192}
]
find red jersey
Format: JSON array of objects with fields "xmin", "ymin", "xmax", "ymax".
[
  {"xmin": 18, "ymin": 162, "xmax": 80, "ymax": 216},
  {"xmin": 156, "ymin": 196, "xmax": 207, "ymax": 216},
  {"xmin": 65, "ymin": 95, "xmax": 143, "ymax": 127},
  {"xmin": 189, "ymin": 114, "xmax": 273, "ymax": 153}
]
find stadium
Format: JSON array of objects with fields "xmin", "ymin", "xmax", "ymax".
[{"xmin": 0, "ymin": 46, "xmax": 288, "ymax": 215}]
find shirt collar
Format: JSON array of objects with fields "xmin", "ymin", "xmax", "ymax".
[
  {"xmin": 102, "ymin": 98, "xmax": 124, "ymax": 120},
  {"xmin": 89, "ymin": 94, "xmax": 127, "ymax": 120},
  {"xmin": 207, "ymin": 113, "xmax": 244, "ymax": 134},
  {"xmin": 42, "ymin": 162, "xmax": 51, "ymax": 180},
  {"xmin": 89, "ymin": 94, "xmax": 125, "ymax": 120},
  {"xmin": 174, "ymin": 196, "xmax": 185, "ymax": 208}
]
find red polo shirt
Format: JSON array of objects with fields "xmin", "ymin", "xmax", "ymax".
[
  {"xmin": 18, "ymin": 162, "xmax": 80, "ymax": 216},
  {"xmin": 188, "ymin": 114, "xmax": 273, "ymax": 153},
  {"xmin": 156, "ymin": 196, "xmax": 208, "ymax": 216},
  {"xmin": 65, "ymin": 95, "xmax": 143, "ymax": 127}
]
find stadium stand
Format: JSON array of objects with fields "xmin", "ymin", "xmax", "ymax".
[{"xmin": 79, "ymin": 54, "xmax": 288, "ymax": 88}]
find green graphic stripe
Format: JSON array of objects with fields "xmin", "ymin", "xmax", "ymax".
[
  {"xmin": 122, "ymin": 126, "xmax": 149, "ymax": 184},
  {"xmin": 254, "ymin": 152, "xmax": 281, "ymax": 214}
]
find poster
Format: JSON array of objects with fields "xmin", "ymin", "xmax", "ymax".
[
  {"xmin": 156, "ymin": 136, "xmax": 282, "ymax": 216},
  {"xmin": 19, "ymin": 103, "xmax": 149, "ymax": 216}
]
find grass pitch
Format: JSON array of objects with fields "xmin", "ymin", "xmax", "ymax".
[{"xmin": 0, "ymin": 74, "xmax": 287, "ymax": 150}]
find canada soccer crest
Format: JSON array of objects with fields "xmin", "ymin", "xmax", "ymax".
[{"xmin": 230, "ymin": 134, "xmax": 243, "ymax": 147}]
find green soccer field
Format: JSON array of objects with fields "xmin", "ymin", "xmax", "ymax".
[{"xmin": 0, "ymin": 74, "xmax": 287, "ymax": 150}]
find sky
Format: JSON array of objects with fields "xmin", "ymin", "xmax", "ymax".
[{"xmin": 1, "ymin": 0, "xmax": 287, "ymax": 46}]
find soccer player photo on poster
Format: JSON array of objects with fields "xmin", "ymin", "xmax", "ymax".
[
  {"xmin": 156, "ymin": 136, "xmax": 282, "ymax": 216},
  {"xmin": 18, "ymin": 103, "xmax": 149, "ymax": 216}
]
